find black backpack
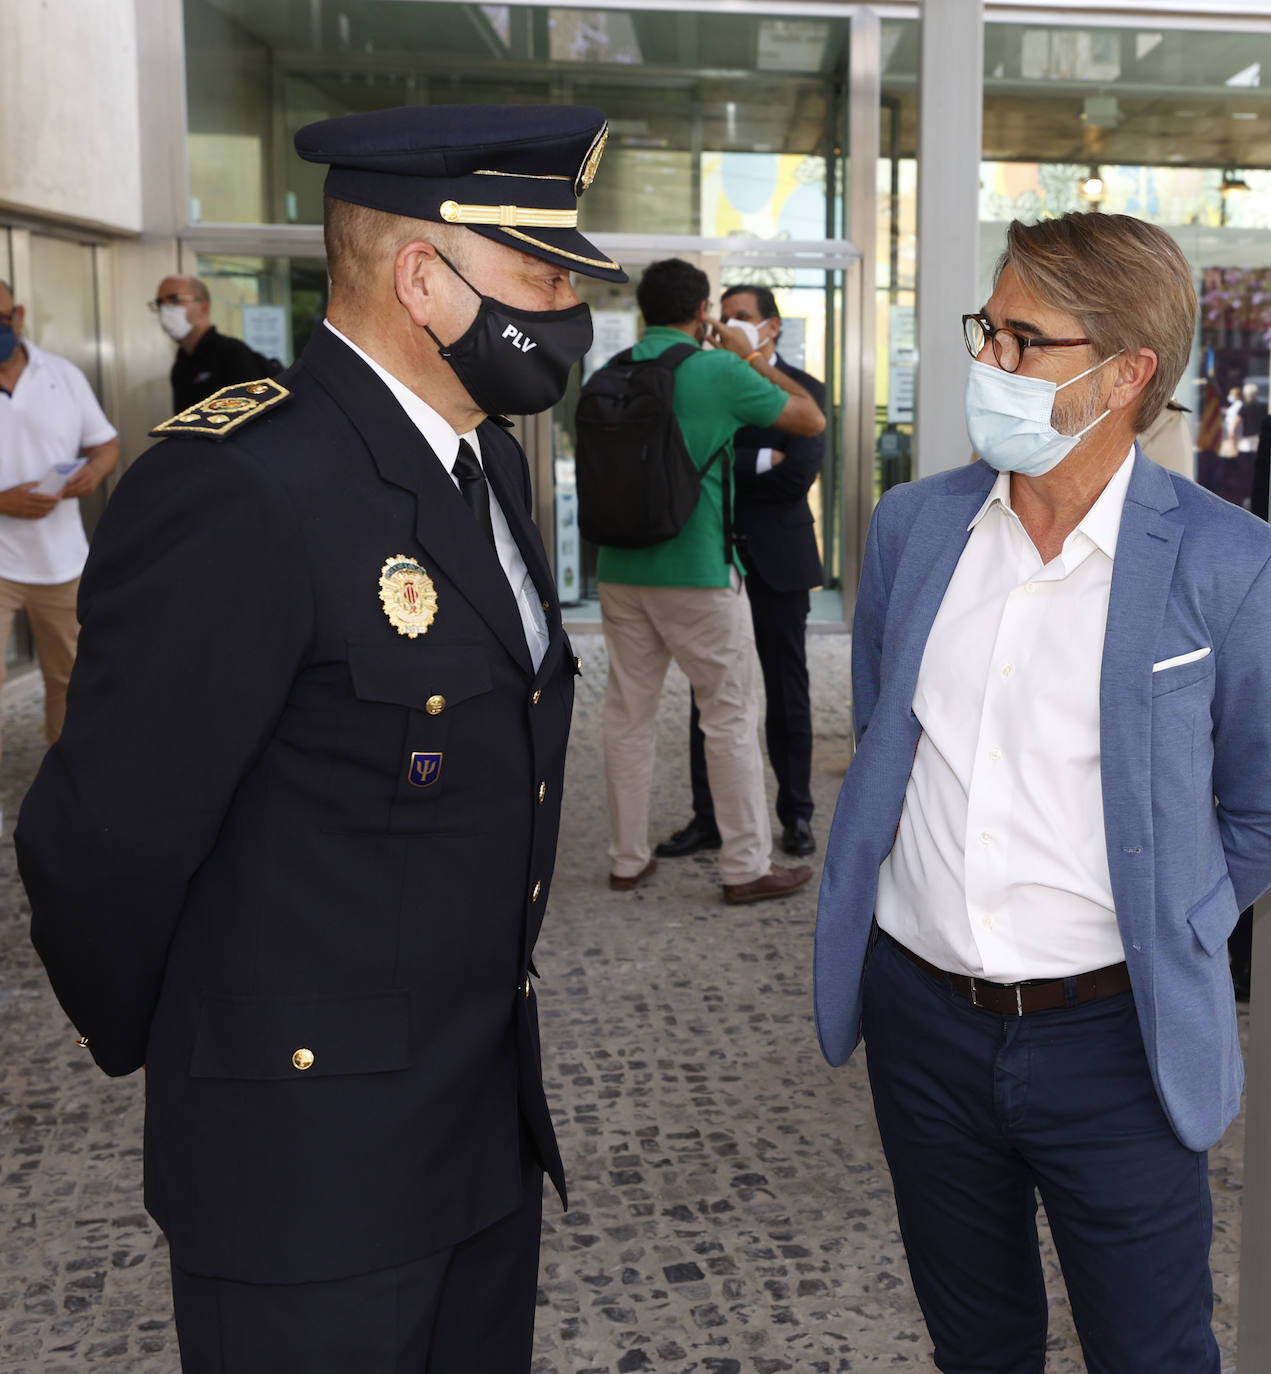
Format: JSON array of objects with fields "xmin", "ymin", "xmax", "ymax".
[{"xmin": 574, "ymin": 343, "xmax": 730, "ymax": 558}]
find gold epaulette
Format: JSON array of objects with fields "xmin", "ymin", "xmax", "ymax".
[{"xmin": 150, "ymin": 378, "xmax": 290, "ymax": 441}]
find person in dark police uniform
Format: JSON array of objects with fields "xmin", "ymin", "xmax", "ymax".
[
  {"xmin": 17, "ymin": 104, "xmax": 625, "ymax": 1373},
  {"xmin": 659, "ymin": 286, "xmax": 826, "ymax": 861},
  {"xmin": 153, "ymin": 274, "xmax": 281, "ymax": 413}
]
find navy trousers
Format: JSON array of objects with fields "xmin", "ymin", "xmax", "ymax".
[
  {"xmin": 689, "ymin": 572, "xmax": 813, "ymax": 828},
  {"xmin": 170, "ymin": 1154, "xmax": 544, "ymax": 1373},
  {"xmin": 861, "ymin": 932, "xmax": 1220, "ymax": 1374}
]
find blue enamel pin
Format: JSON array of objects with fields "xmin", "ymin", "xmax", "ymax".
[{"xmin": 408, "ymin": 752, "xmax": 443, "ymax": 788}]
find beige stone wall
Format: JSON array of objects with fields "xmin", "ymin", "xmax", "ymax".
[{"xmin": 0, "ymin": 0, "xmax": 143, "ymax": 233}]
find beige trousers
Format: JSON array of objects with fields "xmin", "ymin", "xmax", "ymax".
[
  {"xmin": 0, "ymin": 574, "xmax": 80, "ymax": 765},
  {"xmin": 599, "ymin": 577, "xmax": 772, "ymax": 885}
]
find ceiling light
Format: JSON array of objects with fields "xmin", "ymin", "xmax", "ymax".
[
  {"xmin": 1079, "ymin": 170, "xmax": 1105, "ymax": 200},
  {"xmin": 1220, "ymin": 170, "xmax": 1251, "ymax": 196}
]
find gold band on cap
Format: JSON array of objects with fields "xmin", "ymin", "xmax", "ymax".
[{"xmin": 439, "ymin": 199, "xmax": 578, "ymax": 228}]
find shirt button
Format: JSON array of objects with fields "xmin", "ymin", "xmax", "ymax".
[
  {"xmin": 537, "ymin": 781, "xmax": 547, "ymax": 804},
  {"xmin": 988, "ymin": 747, "xmax": 1002, "ymax": 761},
  {"xmin": 531, "ymin": 880, "xmax": 542, "ymax": 903},
  {"xmin": 530, "ymin": 688, "xmax": 542, "ymax": 707},
  {"xmin": 1024, "ymin": 581, "xmax": 1038, "ymax": 594},
  {"xmin": 982, "ymin": 915, "xmax": 995, "ymax": 931},
  {"xmin": 1001, "ymin": 663, "xmax": 1015, "ymax": 678},
  {"xmin": 979, "ymin": 831, "xmax": 994, "ymax": 845}
]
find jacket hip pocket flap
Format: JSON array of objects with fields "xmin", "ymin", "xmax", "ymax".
[
  {"xmin": 190, "ymin": 991, "xmax": 411, "ymax": 1080},
  {"xmin": 348, "ymin": 641, "xmax": 492, "ymax": 711},
  {"xmin": 1186, "ymin": 872, "xmax": 1238, "ymax": 957}
]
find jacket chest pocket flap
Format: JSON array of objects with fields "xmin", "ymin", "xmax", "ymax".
[
  {"xmin": 190, "ymin": 991, "xmax": 411, "ymax": 1080},
  {"xmin": 347, "ymin": 641, "xmax": 493, "ymax": 712}
]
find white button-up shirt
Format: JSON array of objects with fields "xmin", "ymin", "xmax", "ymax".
[
  {"xmin": 325, "ymin": 321, "xmax": 549, "ymax": 670},
  {"xmin": 0, "ymin": 339, "xmax": 116, "ymax": 584},
  {"xmin": 875, "ymin": 450, "xmax": 1136, "ymax": 982}
]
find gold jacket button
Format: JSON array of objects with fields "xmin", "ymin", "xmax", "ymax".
[
  {"xmin": 531, "ymin": 880, "xmax": 542, "ymax": 902},
  {"xmin": 523, "ymin": 976, "xmax": 532, "ymax": 998},
  {"xmin": 74, "ymin": 1035, "xmax": 90, "ymax": 1049},
  {"xmin": 541, "ymin": 598, "xmax": 551, "ymax": 611},
  {"xmin": 575, "ymin": 656, "xmax": 583, "ymax": 674},
  {"xmin": 425, "ymin": 694, "xmax": 446, "ymax": 715},
  {"xmin": 530, "ymin": 688, "xmax": 542, "ymax": 707},
  {"xmin": 292, "ymin": 1048, "xmax": 315, "ymax": 1071},
  {"xmin": 537, "ymin": 781, "xmax": 547, "ymax": 804}
]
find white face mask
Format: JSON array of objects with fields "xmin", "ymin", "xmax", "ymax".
[
  {"xmin": 727, "ymin": 318, "xmax": 765, "ymax": 352},
  {"xmin": 159, "ymin": 302, "xmax": 194, "ymax": 343},
  {"xmin": 963, "ymin": 352, "xmax": 1122, "ymax": 477}
]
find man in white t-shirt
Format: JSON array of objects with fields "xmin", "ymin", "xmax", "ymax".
[{"xmin": 0, "ymin": 280, "xmax": 118, "ymax": 763}]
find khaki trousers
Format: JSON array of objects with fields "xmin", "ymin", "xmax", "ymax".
[
  {"xmin": 0, "ymin": 575, "xmax": 80, "ymax": 766},
  {"xmin": 600, "ymin": 577, "xmax": 772, "ymax": 885}
]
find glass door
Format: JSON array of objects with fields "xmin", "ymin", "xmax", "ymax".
[{"xmin": 528, "ymin": 236, "xmax": 861, "ymax": 627}]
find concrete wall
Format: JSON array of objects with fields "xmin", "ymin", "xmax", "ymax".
[{"xmin": 0, "ymin": 1, "xmax": 143, "ymax": 234}]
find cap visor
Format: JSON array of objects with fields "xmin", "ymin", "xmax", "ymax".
[{"xmin": 465, "ymin": 223, "xmax": 627, "ymax": 283}]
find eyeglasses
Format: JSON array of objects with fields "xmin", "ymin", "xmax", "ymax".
[
  {"xmin": 962, "ymin": 313, "xmax": 1090, "ymax": 374},
  {"xmin": 148, "ymin": 294, "xmax": 198, "ymax": 312}
]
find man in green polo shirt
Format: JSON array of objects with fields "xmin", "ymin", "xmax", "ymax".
[{"xmin": 598, "ymin": 257, "xmax": 826, "ymax": 902}]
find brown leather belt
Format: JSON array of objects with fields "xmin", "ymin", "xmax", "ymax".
[{"xmin": 884, "ymin": 931, "xmax": 1132, "ymax": 1016}]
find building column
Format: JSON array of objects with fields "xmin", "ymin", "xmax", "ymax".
[
  {"xmin": 1239, "ymin": 899, "xmax": 1270, "ymax": 1371},
  {"xmin": 914, "ymin": 0, "xmax": 982, "ymax": 478}
]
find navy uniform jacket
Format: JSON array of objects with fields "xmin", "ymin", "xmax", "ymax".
[
  {"xmin": 170, "ymin": 326, "xmax": 280, "ymax": 412},
  {"xmin": 17, "ymin": 324, "xmax": 576, "ymax": 1284},
  {"xmin": 732, "ymin": 356, "xmax": 825, "ymax": 592}
]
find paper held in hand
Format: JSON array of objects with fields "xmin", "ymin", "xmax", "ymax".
[{"xmin": 32, "ymin": 458, "xmax": 87, "ymax": 496}]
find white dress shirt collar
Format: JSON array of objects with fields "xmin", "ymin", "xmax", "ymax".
[
  {"xmin": 323, "ymin": 319, "xmax": 479, "ymax": 468},
  {"xmin": 968, "ymin": 445, "xmax": 1137, "ymax": 562}
]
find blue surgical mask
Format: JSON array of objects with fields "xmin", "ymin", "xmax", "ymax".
[
  {"xmin": 0, "ymin": 324, "xmax": 16, "ymax": 365},
  {"xmin": 964, "ymin": 352, "xmax": 1122, "ymax": 476}
]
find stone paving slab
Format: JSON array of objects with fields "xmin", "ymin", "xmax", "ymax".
[{"xmin": 0, "ymin": 637, "xmax": 1246, "ymax": 1372}]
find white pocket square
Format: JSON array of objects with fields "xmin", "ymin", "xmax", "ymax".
[{"xmin": 1152, "ymin": 646, "xmax": 1211, "ymax": 673}]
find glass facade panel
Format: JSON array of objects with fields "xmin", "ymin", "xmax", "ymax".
[
  {"xmin": 185, "ymin": 1, "xmax": 851, "ymax": 234},
  {"xmin": 550, "ymin": 260, "xmax": 847, "ymax": 621},
  {"xmin": 982, "ymin": 21, "xmax": 1271, "ymax": 510},
  {"xmin": 193, "ymin": 254, "xmax": 330, "ymax": 365}
]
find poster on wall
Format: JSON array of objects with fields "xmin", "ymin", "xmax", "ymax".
[
  {"xmin": 1196, "ymin": 268, "xmax": 1270, "ymax": 513},
  {"xmin": 241, "ymin": 305, "xmax": 292, "ymax": 367},
  {"xmin": 554, "ymin": 458, "xmax": 582, "ymax": 605},
  {"xmin": 584, "ymin": 310, "xmax": 639, "ymax": 381}
]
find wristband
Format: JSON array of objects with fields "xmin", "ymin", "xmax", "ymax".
[{"xmin": 744, "ymin": 349, "xmax": 764, "ymax": 363}]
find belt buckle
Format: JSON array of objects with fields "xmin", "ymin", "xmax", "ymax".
[{"xmin": 969, "ymin": 976, "xmax": 1025, "ymax": 1015}]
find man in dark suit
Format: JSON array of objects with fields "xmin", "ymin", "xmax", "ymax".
[
  {"xmin": 153, "ymin": 274, "xmax": 281, "ymax": 413},
  {"xmin": 657, "ymin": 286, "xmax": 825, "ymax": 860},
  {"xmin": 16, "ymin": 104, "xmax": 625, "ymax": 1373}
]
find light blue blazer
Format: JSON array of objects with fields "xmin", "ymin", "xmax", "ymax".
[{"xmin": 815, "ymin": 449, "xmax": 1271, "ymax": 1151}]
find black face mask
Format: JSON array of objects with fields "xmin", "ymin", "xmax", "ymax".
[{"xmin": 426, "ymin": 251, "xmax": 593, "ymax": 417}]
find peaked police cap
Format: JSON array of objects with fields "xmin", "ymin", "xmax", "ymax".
[{"xmin": 295, "ymin": 104, "xmax": 627, "ymax": 282}]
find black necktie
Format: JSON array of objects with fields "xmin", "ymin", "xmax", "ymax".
[{"xmin": 453, "ymin": 439, "xmax": 496, "ymax": 549}]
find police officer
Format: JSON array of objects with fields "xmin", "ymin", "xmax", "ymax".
[{"xmin": 17, "ymin": 104, "xmax": 625, "ymax": 1373}]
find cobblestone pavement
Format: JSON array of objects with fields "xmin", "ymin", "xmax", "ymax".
[{"xmin": 0, "ymin": 636, "xmax": 1247, "ymax": 1372}]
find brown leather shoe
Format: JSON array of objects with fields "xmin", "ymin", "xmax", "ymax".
[
  {"xmin": 722, "ymin": 864, "xmax": 813, "ymax": 904},
  {"xmin": 609, "ymin": 858, "xmax": 657, "ymax": 891}
]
